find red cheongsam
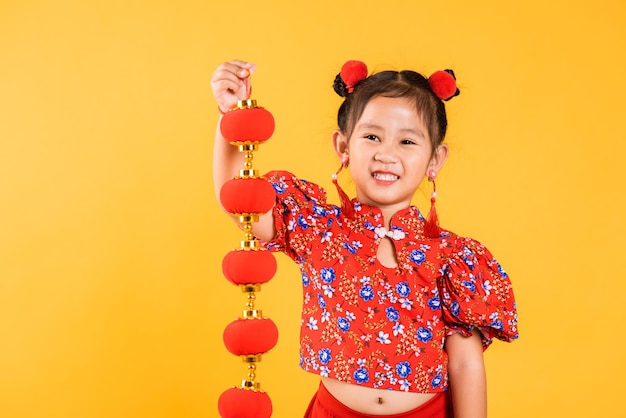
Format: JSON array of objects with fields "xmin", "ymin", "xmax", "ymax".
[{"xmin": 263, "ymin": 171, "xmax": 518, "ymax": 393}]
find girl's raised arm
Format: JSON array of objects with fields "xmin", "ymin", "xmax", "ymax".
[{"xmin": 210, "ymin": 60, "xmax": 276, "ymax": 242}]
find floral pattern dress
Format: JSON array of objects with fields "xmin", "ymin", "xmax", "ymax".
[{"xmin": 264, "ymin": 171, "xmax": 518, "ymax": 393}]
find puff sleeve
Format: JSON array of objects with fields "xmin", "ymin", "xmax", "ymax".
[
  {"xmin": 262, "ymin": 170, "xmax": 338, "ymax": 259},
  {"xmin": 439, "ymin": 236, "xmax": 519, "ymax": 348}
]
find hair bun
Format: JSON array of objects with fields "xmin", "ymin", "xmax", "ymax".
[
  {"xmin": 428, "ymin": 69, "xmax": 460, "ymax": 101},
  {"xmin": 333, "ymin": 73, "xmax": 349, "ymax": 97}
]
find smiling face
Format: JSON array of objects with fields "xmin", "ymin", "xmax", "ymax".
[{"xmin": 333, "ymin": 95, "xmax": 448, "ymax": 218}]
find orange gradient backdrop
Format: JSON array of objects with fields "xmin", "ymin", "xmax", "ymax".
[{"xmin": 1, "ymin": 1, "xmax": 625, "ymax": 417}]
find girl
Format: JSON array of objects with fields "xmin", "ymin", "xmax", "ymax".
[{"xmin": 211, "ymin": 60, "xmax": 518, "ymax": 418}]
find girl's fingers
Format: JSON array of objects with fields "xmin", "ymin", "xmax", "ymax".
[
  {"xmin": 227, "ymin": 60, "xmax": 256, "ymax": 76},
  {"xmin": 211, "ymin": 60, "xmax": 256, "ymax": 111},
  {"xmin": 211, "ymin": 66, "xmax": 242, "ymax": 86},
  {"xmin": 215, "ymin": 61, "xmax": 256, "ymax": 80}
]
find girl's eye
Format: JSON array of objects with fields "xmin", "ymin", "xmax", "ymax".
[
  {"xmin": 401, "ymin": 139, "xmax": 416, "ymax": 145},
  {"xmin": 365, "ymin": 134, "xmax": 379, "ymax": 141}
]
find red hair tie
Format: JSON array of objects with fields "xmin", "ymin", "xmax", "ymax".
[
  {"xmin": 428, "ymin": 69, "xmax": 460, "ymax": 101},
  {"xmin": 340, "ymin": 60, "xmax": 368, "ymax": 93}
]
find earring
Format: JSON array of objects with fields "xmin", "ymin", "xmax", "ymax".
[
  {"xmin": 331, "ymin": 156, "xmax": 349, "ymax": 181},
  {"xmin": 424, "ymin": 170, "xmax": 440, "ymax": 238},
  {"xmin": 332, "ymin": 155, "xmax": 353, "ymax": 217}
]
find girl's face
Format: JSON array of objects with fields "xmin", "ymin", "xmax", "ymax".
[{"xmin": 333, "ymin": 96, "xmax": 448, "ymax": 216}]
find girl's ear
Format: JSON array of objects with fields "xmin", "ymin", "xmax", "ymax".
[
  {"xmin": 332, "ymin": 130, "xmax": 349, "ymax": 160},
  {"xmin": 428, "ymin": 144, "xmax": 449, "ymax": 174}
]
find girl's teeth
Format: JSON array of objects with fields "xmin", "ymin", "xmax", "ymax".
[{"xmin": 374, "ymin": 173, "xmax": 398, "ymax": 181}]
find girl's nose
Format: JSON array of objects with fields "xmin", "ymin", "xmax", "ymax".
[{"xmin": 373, "ymin": 145, "xmax": 397, "ymax": 164}]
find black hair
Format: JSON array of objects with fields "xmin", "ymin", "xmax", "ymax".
[{"xmin": 334, "ymin": 70, "xmax": 453, "ymax": 152}]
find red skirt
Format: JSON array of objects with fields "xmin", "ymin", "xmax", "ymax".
[{"xmin": 303, "ymin": 382, "xmax": 453, "ymax": 418}]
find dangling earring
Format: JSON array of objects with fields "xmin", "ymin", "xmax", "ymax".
[
  {"xmin": 331, "ymin": 156, "xmax": 348, "ymax": 181},
  {"xmin": 332, "ymin": 156, "xmax": 354, "ymax": 217},
  {"xmin": 424, "ymin": 170, "xmax": 440, "ymax": 238}
]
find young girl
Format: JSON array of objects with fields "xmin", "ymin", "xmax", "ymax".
[{"xmin": 211, "ymin": 59, "xmax": 518, "ymax": 418}]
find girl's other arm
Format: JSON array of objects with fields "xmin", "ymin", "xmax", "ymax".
[
  {"xmin": 210, "ymin": 60, "xmax": 276, "ymax": 242},
  {"xmin": 445, "ymin": 330, "xmax": 487, "ymax": 418}
]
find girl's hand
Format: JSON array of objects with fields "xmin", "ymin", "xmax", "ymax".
[{"xmin": 211, "ymin": 60, "xmax": 256, "ymax": 114}]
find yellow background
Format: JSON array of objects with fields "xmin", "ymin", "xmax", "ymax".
[{"xmin": 1, "ymin": 0, "xmax": 625, "ymax": 417}]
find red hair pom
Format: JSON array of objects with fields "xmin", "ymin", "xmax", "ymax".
[
  {"xmin": 340, "ymin": 60, "xmax": 368, "ymax": 93},
  {"xmin": 428, "ymin": 70, "xmax": 459, "ymax": 101}
]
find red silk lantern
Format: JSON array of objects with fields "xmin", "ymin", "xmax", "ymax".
[
  {"xmin": 218, "ymin": 94, "xmax": 277, "ymax": 417},
  {"xmin": 220, "ymin": 103, "xmax": 275, "ymax": 144},
  {"xmin": 218, "ymin": 387, "xmax": 272, "ymax": 418},
  {"xmin": 220, "ymin": 177, "xmax": 276, "ymax": 215},
  {"xmin": 223, "ymin": 317, "xmax": 279, "ymax": 356},
  {"xmin": 222, "ymin": 249, "xmax": 277, "ymax": 286}
]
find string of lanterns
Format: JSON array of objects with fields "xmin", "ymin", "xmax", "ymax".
[{"xmin": 217, "ymin": 96, "xmax": 279, "ymax": 418}]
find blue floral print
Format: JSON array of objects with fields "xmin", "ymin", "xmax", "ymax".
[
  {"xmin": 385, "ymin": 306, "xmax": 400, "ymax": 322},
  {"xmin": 496, "ymin": 261, "xmax": 508, "ymax": 278},
  {"xmin": 318, "ymin": 348, "xmax": 332, "ymax": 365},
  {"xmin": 337, "ymin": 317, "xmax": 350, "ymax": 332},
  {"xmin": 416, "ymin": 327, "xmax": 433, "ymax": 343},
  {"xmin": 354, "ymin": 368, "xmax": 369, "ymax": 384},
  {"xmin": 490, "ymin": 320, "xmax": 504, "ymax": 330},
  {"xmin": 271, "ymin": 180, "xmax": 287, "ymax": 194},
  {"xmin": 320, "ymin": 267, "xmax": 336, "ymax": 284},
  {"xmin": 450, "ymin": 300, "xmax": 460, "ymax": 317},
  {"xmin": 297, "ymin": 214, "xmax": 308, "ymax": 230},
  {"xmin": 343, "ymin": 241, "xmax": 358, "ymax": 255},
  {"xmin": 359, "ymin": 285, "xmax": 375, "ymax": 301},
  {"xmin": 410, "ymin": 249, "xmax": 426, "ymax": 265},
  {"xmin": 431, "ymin": 374, "xmax": 442, "ymax": 388},
  {"xmin": 395, "ymin": 281, "xmax": 410, "ymax": 297},
  {"xmin": 462, "ymin": 247, "xmax": 475, "ymax": 270},
  {"xmin": 313, "ymin": 205, "xmax": 327, "ymax": 216},
  {"xmin": 317, "ymin": 293, "xmax": 326, "ymax": 309},
  {"xmin": 301, "ymin": 272, "xmax": 310, "ymax": 287},
  {"xmin": 462, "ymin": 280, "xmax": 476, "ymax": 292},
  {"xmin": 427, "ymin": 296, "xmax": 440, "ymax": 310},
  {"xmin": 395, "ymin": 361, "xmax": 412, "ymax": 378}
]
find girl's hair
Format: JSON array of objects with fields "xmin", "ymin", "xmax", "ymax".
[{"xmin": 333, "ymin": 70, "xmax": 450, "ymax": 153}]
